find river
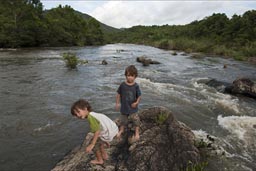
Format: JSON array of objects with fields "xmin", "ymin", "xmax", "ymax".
[{"xmin": 0, "ymin": 44, "xmax": 255, "ymax": 171}]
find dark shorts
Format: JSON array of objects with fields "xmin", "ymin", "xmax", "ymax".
[{"xmin": 120, "ymin": 112, "xmax": 140, "ymax": 127}]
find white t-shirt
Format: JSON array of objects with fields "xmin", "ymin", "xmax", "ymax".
[{"xmin": 89, "ymin": 112, "xmax": 118, "ymax": 142}]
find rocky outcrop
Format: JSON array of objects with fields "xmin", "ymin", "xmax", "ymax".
[
  {"xmin": 230, "ymin": 78, "xmax": 256, "ymax": 98},
  {"xmin": 136, "ymin": 56, "xmax": 161, "ymax": 66},
  {"xmin": 101, "ymin": 60, "xmax": 108, "ymax": 65},
  {"xmin": 205, "ymin": 78, "xmax": 256, "ymax": 99},
  {"xmin": 51, "ymin": 107, "xmax": 200, "ymax": 171}
]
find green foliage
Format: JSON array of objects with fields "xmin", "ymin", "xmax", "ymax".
[
  {"xmin": 185, "ymin": 161, "xmax": 208, "ymax": 171},
  {"xmin": 158, "ymin": 39, "xmax": 170, "ymax": 49},
  {"xmin": 0, "ymin": 0, "xmax": 44, "ymax": 47},
  {"xmin": 107, "ymin": 10, "xmax": 256, "ymax": 60},
  {"xmin": 195, "ymin": 139, "xmax": 208, "ymax": 148},
  {"xmin": 44, "ymin": 5, "xmax": 104, "ymax": 46},
  {"xmin": 0, "ymin": 1, "xmax": 104, "ymax": 48},
  {"xmin": 63, "ymin": 53, "xmax": 78, "ymax": 69},
  {"xmin": 155, "ymin": 113, "xmax": 169, "ymax": 125}
]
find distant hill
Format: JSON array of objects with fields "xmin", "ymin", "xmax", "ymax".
[{"xmin": 75, "ymin": 11, "xmax": 121, "ymax": 33}]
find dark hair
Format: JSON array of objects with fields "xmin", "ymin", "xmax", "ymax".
[
  {"xmin": 71, "ymin": 99, "xmax": 92, "ymax": 116},
  {"xmin": 125, "ymin": 65, "xmax": 138, "ymax": 77}
]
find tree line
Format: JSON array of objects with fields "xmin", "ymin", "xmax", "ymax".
[
  {"xmin": 106, "ymin": 10, "xmax": 256, "ymax": 60},
  {"xmin": 1, "ymin": 1, "xmax": 255, "ymax": 60},
  {"xmin": 0, "ymin": 0, "xmax": 103, "ymax": 48}
]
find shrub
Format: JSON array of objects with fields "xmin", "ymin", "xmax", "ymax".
[
  {"xmin": 63, "ymin": 53, "xmax": 78, "ymax": 69},
  {"xmin": 155, "ymin": 113, "xmax": 169, "ymax": 125},
  {"xmin": 158, "ymin": 39, "xmax": 170, "ymax": 49},
  {"xmin": 185, "ymin": 161, "xmax": 208, "ymax": 171}
]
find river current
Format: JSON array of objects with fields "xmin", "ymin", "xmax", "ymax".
[{"xmin": 0, "ymin": 44, "xmax": 255, "ymax": 171}]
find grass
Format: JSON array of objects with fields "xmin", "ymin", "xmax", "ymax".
[
  {"xmin": 147, "ymin": 38, "xmax": 255, "ymax": 62},
  {"xmin": 155, "ymin": 113, "xmax": 169, "ymax": 125},
  {"xmin": 184, "ymin": 161, "xmax": 208, "ymax": 171}
]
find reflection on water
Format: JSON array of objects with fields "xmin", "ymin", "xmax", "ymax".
[{"xmin": 0, "ymin": 44, "xmax": 256, "ymax": 170}]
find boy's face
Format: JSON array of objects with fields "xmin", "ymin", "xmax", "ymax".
[
  {"xmin": 75, "ymin": 108, "xmax": 89, "ymax": 119},
  {"xmin": 126, "ymin": 73, "xmax": 136, "ymax": 83}
]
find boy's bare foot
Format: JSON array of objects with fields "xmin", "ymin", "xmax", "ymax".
[{"xmin": 90, "ymin": 159, "xmax": 104, "ymax": 165}]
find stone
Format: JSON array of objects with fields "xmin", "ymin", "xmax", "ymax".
[{"xmin": 51, "ymin": 107, "xmax": 201, "ymax": 171}]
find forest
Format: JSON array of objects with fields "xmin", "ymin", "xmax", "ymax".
[
  {"xmin": 0, "ymin": 0, "xmax": 256, "ymax": 61},
  {"xmin": 0, "ymin": 0, "xmax": 103, "ymax": 47},
  {"xmin": 105, "ymin": 11, "xmax": 256, "ymax": 61}
]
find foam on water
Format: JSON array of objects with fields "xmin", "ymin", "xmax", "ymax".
[
  {"xmin": 214, "ymin": 94, "xmax": 240, "ymax": 114},
  {"xmin": 217, "ymin": 115, "xmax": 256, "ymax": 143},
  {"xmin": 34, "ymin": 122, "xmax": 57, "ymax": 132},
  {"xmin": 192, "ymin": 129, "xmax": 232, "ymax": 157},
  {"xmin": 137, "ymin": 77, "xmax": 193, "ymax": 103},
  {"xmin": 191, "ymin": 78, "xmax": 240, "ymax": 113},
  {"xmin": 137, "ymin": 77, "xmax": 241, "ymax": 114}
]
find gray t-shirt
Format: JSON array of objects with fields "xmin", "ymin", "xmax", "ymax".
[{"xmin": 117, "ymin": 82, "xmax": 141, "ymax": 115}]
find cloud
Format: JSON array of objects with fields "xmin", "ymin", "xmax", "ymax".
[
  {"xmin": 41, "ymin": 0, "xmax": 104, "ymax": 14},
  {"xmin": 90, "ymin": 1, "xmax": 255, "ymax": 28}
]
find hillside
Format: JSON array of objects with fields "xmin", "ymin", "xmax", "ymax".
[
  {"xmin": 75, "ymin": 11, "xmax": 120, "ymax": 33},
  {"xmin": 107, "ymin": 10, "xmax": 256, "ymax": 61}
]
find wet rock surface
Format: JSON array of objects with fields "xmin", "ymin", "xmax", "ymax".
[
  {"xmin": 205, "ymin": 78, "xmax": 256, "ymax": 99},
  {"xmin": 52, "ymin": 107, "xmax": 200, "ymax": 171}
]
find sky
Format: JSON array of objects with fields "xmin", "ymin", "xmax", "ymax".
[{"xmin": 41, "ymin": 1, "xmax": 256, "ymax": 28}]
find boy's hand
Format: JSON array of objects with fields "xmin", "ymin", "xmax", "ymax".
[
  {"xmin": 131, "ymin": 102, "xmax": 138, "ymax": 108},
  {"xmin": 85, "ymin": 144, "xmax": 94, "ymax": 153}
]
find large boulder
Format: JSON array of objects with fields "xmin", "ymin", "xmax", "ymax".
[
  {"xmin": 205, "ymin": 78, "xmax": 256, "ymax": 99},
  {"xmin": 126, "ymin": 107, "xmax": 200, "ymax": 171},
  {"xmin": 51, "ymin": 107, "xmax": 200, "ymax": 171},
  {"xmin": 136, "ymin": 56, "xmax": 161, "ymax": 66},
  {"xmin": 230, "ymin": 78, "xmax": 256, "ymax": 98}
]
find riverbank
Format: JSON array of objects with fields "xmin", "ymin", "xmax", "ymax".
[{"xmin": 128, "ymin": 38, "xmax": 256, "ymax": 64}]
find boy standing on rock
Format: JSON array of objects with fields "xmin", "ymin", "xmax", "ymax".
[
  {"xmin": 71, "ymin": 99, "xmax": 118, "ymax": 165},
  {"xmin": 116, "ymin": 65, "xmax": 142, "ymax": 142}
]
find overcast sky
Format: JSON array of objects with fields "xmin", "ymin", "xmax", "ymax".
[{"xmin": 41, "ymin": 1, "xmax": 256, "ymax": 28}]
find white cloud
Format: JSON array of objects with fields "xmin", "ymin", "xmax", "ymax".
[
  {"xmin": 90, "ymin": 1, "xmax": 255, "ymax": 28},
  {"xmin": 41, "ymin": 0, "xmax": 105, "ymax": 14},
  {"xmin": 41, "ymin": 1, "xmax": 256, "ymax": 29}
]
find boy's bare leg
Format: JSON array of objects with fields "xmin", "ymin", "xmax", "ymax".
[
  {"xmin": 134, "ymin": 126, "xmax": 140, "ymax": 140},
  {"xmin": 116, "ymin": 126, "xmax": 124, "ymax": 139},
  {"xmin": 90, "ymin": 150, "xmax": 104, "ymax": 165},
  {"xmin": 100, "ymin": 143, "xmax": 108, "ymax": 160},
  {"xmin": 104, "ymin": 141, "xmax": 110, "ymax": 148}
]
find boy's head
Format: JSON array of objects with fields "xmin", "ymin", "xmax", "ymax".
[
  {"xmin": 125, "ymin": 65, "xmax": 138, "ymax": 77},
  {"xmin": 71, "ymin": 99, "xmax": 92, "ymax": 118}
]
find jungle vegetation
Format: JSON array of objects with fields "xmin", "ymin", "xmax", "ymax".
[
  {"xmin": 1, "ymin": 0, "xmax": 255, "ymax": 61},
  {"xmin": 105, "ymin": 11, "xmax": 256, "ymax": 61}
]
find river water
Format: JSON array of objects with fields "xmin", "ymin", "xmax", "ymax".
[{"xmin": 0, "ymin": 44, "xmax": 255, "ymax": 171}]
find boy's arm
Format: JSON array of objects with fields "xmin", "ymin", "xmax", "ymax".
[
  {"xmin": 86, "ymin": 130, "xmax": 100, "ymax": 153},
  {"xmin": 131, "ymin": 96, "xmax": 141, "ymax": 108},
  {"xmin": 116, "ymin": 93, "xmax": 120, "ymax": 111}
]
